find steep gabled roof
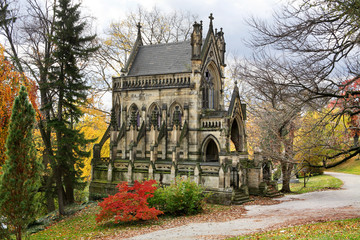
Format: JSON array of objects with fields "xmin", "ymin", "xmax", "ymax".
[{"xmin": 127, "ymin": 41, "xmax": 192, "ymax": 77}]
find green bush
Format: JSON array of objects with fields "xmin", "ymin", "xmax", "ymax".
[
  {"xmin": 148, "ymin": 177, "xmax": 208, "ymax": 216},
  {"xmin": 273, "ymin": 167, "xmax": 281, "ymax": 181}
]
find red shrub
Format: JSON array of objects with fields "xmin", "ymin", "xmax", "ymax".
[{"xmin": 95, "ymin": 180, "xmax": 163, "ymax": 223}]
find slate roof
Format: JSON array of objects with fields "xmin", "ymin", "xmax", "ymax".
[{"xmin": 127, "ymin": 41, "xmax": 192, "ymax": 76}]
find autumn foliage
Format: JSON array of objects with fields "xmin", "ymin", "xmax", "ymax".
[
  {"xmin": 331, "ymin": 77, "xmax": 360, "ymax": 138},
  {"xmin": 0, "ymin": 44, "xmax": 38, "ymax": 166},
  {"xmin": 340, "ymin": 78, "xmax": 360, "ymax": 139},
  {"xmin": 95, "ymin": 180, "xmax": 163, "ymax": 223}
]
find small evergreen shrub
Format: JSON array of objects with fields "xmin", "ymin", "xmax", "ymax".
[
  {"xmin": 148, "ymin": 177, "xmax": 208, "ymax": 216},
  {"xmin": 96, "ymin": 180, "xmax": 163, "ymax": 223}
]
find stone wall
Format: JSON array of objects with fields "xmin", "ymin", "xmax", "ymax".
[{"xmin": 89, "ymin": 158, "xmax": 242, "ymax": 200}]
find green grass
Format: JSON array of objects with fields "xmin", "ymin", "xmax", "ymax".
[
  {"xmin": 230, "ymin": 218, "xmax": 360, "ymax": 239},
  {"xmin": 328, "ymin": 156, "xmax": 360, "ymax": 175},
  {"xmin": 29, "ymin": 202, "xmax": 228, "ymax": 239},
  {"xmin": 278, "ymin": 174, "xmax": 343, "ymax": 194},
  {"xmin": 29, "ymin": 204, "xmax": 159, "ymax": 239}
]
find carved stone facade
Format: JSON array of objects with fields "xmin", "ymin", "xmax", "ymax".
[{"xmin": 89, "ymin": 14, "xmax": 277, "ymax": 204}]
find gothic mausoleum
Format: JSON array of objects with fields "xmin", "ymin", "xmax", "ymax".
[{"xmin": 89, "ymin": 14, "xmax": 278, "ymax": 204}]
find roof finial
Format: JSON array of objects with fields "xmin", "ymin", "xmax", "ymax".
[
  {"xmin": 209, "ymin": 13, "xmax": 214, "ymax": 28},
  {"xmin": 234, "ymin": 80, "xmax": 238, "ymax": 85},
  {"xmin": 135, "ymin": 22, "xmax": 143, "ymax": 45},
  {"xmin": 137, "ymin": 22, "xmax": 142, "ymax": 35}
]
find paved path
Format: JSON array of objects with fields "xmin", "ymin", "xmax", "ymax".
[{"xmin": 127, "ymin": 172, "xmax": 360, "ymax": 240}]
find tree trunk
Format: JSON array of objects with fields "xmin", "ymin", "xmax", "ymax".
[
  {"xmin": 64, "ymin": 174, "xmax": 75, "ymax": 205},
  {"xmin": 16, "ymin": 225, "xmax": 21, "ymax": 240},
  {"xmin": 55, "ymin": 168, "xmax": 65, "ymax": 215},
  {"xmin": 281, "ymin": 162, "xmax": 292, "ymax": 192},
  {"xmin": 281, "ymin": 121, "xmax": 295, "ymax": 193},
  {"xmin": 44, "ymin": 175, "xmax": 56, "ymax": 213},
  {"xmin": 46, "ymin": 194, "xmax": 55, "ymax": 213}
]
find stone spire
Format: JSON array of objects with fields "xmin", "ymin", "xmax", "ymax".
[
  {"xmin": 216, "ymin": 27, "xmax": 226, "ymax": 65},
  {"xmin": 209, "ymin": 13, "xmax": 214, "ymax": 30},
  {"xmin": 136, "ymin": 22, "xmax": 143, "ymax": 46},
  {"xmin": 121, "ymin": 22, "xmax": 143, "ymax": 73},
  {"xmin": 191, "ymin": 21, "xmax": 203, "ymax": 60}
]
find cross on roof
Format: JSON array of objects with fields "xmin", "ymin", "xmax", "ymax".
[
  {"xmin": 209, "ymin": 13, "xmax": 214, "ymax": 29},
  {"xmin": 137, "ymin": 22, "xmax": 142, "ymax": 33},
  {"xmin": 209, "ymin": 13, "xmax": 214, "ymax": 22}
]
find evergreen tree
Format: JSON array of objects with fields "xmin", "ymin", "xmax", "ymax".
[
  {"xmin": 49, "ymin": 0, "xmax": 98, "ymax": 214},
  {"xmin": 0, "ymin": 86, "xmax": 42, "ymax": 240}
]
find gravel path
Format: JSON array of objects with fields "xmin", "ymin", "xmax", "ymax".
[{"xmin": 127, "ymin": 172, "xmax": 360, "ymax": 240}]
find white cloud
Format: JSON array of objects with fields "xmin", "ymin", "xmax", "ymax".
[{"xmin": 82, "ymin": 0, "xmax": 286, "ymax": 55}]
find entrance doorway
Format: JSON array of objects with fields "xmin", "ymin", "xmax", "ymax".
[{"xmin": 205, "ymin": 139, "xmax": 219, "ymax": 162}]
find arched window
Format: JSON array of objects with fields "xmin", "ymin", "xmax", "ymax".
[
  {"xmin": 172, "ymin": 106, "xmax": 182, "ymax": 126},
  {"xmin": 129, "ymin": 104, "xmax": 140, "ymax": 127},
  {"xmin": 149, "ymin": 105, "xmax": 161, "ymax": 128},
  {"xmin": 169, "ymin": 103, "xmax": 183, "ymax": 127},
  {"xmin": 202, "ymin": 65, "xmax": 219, "ymax": 110}
]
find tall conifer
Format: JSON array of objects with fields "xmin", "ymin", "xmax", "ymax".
[
  {"xmin": 0, "ymin": 86, "xmax": 42, "ymax": 240},
  {"xmin": 49, "ymin": 0, "xmax": 98, "ymax": 214}
]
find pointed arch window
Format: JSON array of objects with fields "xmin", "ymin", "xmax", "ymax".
[
  {"xmin": 150, "ymin": 105, "xmax": 161, "ymax": 128},
  {"xmin": 203, "ymin": 68, "xmax": 215, "ymax": 109},
  {"xmin": 129, "ymin": 105, "xmax": 140, "ymax": 127},
  {"xmin": 169, "ymin": 104, "xmax": 183, "ymax": 127},
  {"xmin": 172, "ymin": 106, "xmax": 182, "ymax": 126}
]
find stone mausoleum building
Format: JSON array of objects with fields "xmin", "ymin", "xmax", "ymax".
[{"xmin": 90, "ymin": 14, "xmax": 277, "ymax": 204}]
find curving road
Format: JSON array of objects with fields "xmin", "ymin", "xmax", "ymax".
[{"xmin": 126, "ymin": 172, "xmax": 360, "ymax": 240}]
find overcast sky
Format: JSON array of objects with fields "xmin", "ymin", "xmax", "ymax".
[{"xmin": 81, "ymin": 0, "xmax": 286, "ymax": 57}]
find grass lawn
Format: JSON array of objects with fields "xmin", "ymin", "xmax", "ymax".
[
  {"xmin": 278, "ymin": 174, "xmax": 343, "ymax": 194},
  {"xmin": 328, "ymin": 156, "xmax": 360, "ymax": 175},
  {"xmin": 29, "ymin": 203, "xmax": 235, "ymax": 239},
  {"xmin": 230, "ymin": 217, "xmax": 360, "ymax": 240},
  {"xmin": 29, "ymin": 203, "xmax": 161, "ymax": 239}
]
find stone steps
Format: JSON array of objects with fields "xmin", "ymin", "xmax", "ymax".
[
  {"xmin": 265, "ymin": 185, "xmax": 283, "ymax": 198},
  {"xmin": 231, "ymin": 189, "xmax": 251, "ymax": 205}
]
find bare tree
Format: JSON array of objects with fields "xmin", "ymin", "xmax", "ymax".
[
  {"xmin": 237, "ymin": 56, "xmax": 302, "ymax": 192},
  {"xmin": 239, "ymin": 0, "xmax": 360, "ymax": 180},
  {"xmin": 0, "ymin": 0, "xmax": 24, "ymax": 73}
]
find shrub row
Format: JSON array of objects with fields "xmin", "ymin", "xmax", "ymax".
[{"xmin": 96, "ymin": 178, "xmax": 207, "ymax": 223}]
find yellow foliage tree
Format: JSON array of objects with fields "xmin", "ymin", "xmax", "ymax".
[
  {"xmin": 294, "ymin": 108, "xmax": 351, "ymax": 171},
  {"xmin": 76, "ymin": 98, "xmax": 110, "ymax": 181}
]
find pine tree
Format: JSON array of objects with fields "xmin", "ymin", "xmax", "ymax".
[
  {"xmin": 0, "ymin": 86, "xmax": 42, "ymax": 240},
  {"xmin": 49, "ymin": 0, "xmax": 98, "ymax": 214}
]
